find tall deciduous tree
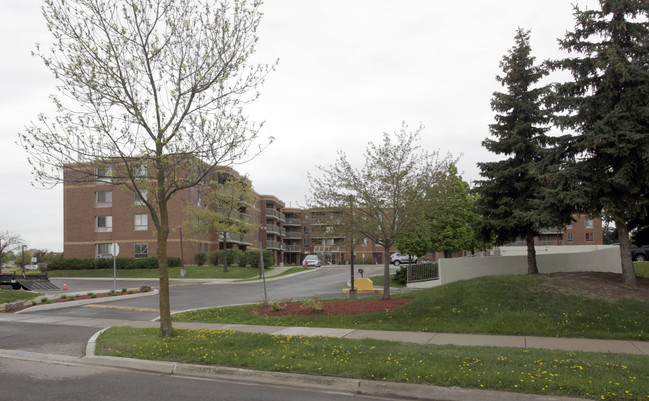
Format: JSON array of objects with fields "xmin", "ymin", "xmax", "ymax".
[
  {"xmin": 551, "ymin": 0, "xmax": 649, "ymax": 287},
  {"xmin": 476, "ymin": 28, "xmax": 568, "ymax": 274},
  {"xmin": 18, "ymin": 0, "xmax": 274, "ymax": 336},
  {"xmin": 186, "ymin": 175, "xmax": 257, "ymax": 273},
  {"xmin": 0, "ymin": 231, "xmax": 25, "ymax": 266},
  {"xmin": 427, "ymin": 164, "xmax": 481, "ymax": 258},
  {"xmin": 309, "ymin": 123, "xmax": 450, "ymax": 299}
]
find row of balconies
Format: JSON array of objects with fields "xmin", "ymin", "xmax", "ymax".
[
  {"xmin": 265, "ymin": 241, "xmax": 304, "ymax": 253},
  {"xmin": 265, "ymin": 209, "xmax": 286, "ymax": 222}
]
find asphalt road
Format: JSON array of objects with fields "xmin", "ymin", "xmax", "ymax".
[
  {"xmin": 0, "ymin": 357, "xmax": 394, "ymax": 401},
  {"xmin": 31, "ymin": 266, "xmax": 400, "ymax": 321}
]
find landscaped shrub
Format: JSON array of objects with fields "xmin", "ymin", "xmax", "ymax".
[
  {"xmin": 193, "ymin": 252, "xmax": 207, "ymax": 266},
  {"xmin": 48, "ymin": 256, "xmax": 179, "ymax": 270},
  {"xmin": 244, "ymin": 249, "xmax": 273, "ymax": 269},
  {"xmin": 207, "ymin": 250, "xmax": 219, "ymax": 266},
  {"xmin": 394, "ymin": 266, "xmax": 408, "ymax": 285}
]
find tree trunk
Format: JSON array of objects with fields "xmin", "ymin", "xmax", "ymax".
[
  {"xmin": 526, "ymin": 232, "xmax": 539, "ymax": 275},
  {"xmin": 157, "ymin": 198, "xmax": 173, "ymax": 337},
  {"xmin": 617, "ymin": 222, "xmax": 638, "ymax": 287},
  {"xmin": 382, "ymin": 247, "xmax": 391, "ymax": 299},
  {"xmin": 156, "ymin": 156, "xmax": 173, "ymax": 337},
  {"xmin": 223, "ymin": 234, "xmax": 229, "ymax": 273}
]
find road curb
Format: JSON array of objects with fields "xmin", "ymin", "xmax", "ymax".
[
  {"xmin": 15, "ymin": 290, "xmax": 159, "ymax": 313},
  {"xmin": 81, "ymin": 330, "xmax": 588, "ymax": 401}
]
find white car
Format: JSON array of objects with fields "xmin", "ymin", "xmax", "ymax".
[
  {"xmin": 389, "ymin": 252, "xmax": 417, "ymax": 266},
  {"xmin": 302, "ymin": 255, "xmax": 321, "ymax": 268}
]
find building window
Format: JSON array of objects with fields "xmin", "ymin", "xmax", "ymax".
[
  {"xmin": 134, "ymin": 190, "xmax": 147, "ymax": 206},
  {"xmin": 134, "ymin": 164, "xmax": 147, "ymax": 178},
  {"xmin": 96, "ymin": 243, "xmax": 113, "ymax": 258},
  {"xmin": 96, "ymin": 191, "xmax": 112, "ymax": 208},
  {"xmin": 95, "ymin": 166, "xmax": 112, "ymax": 183},
  {"xmin": 585, "ymin": 219, "xmax": 594, "ymax": 229},
  {"xmin": 303, "ymin": 239, "xmax": 309, "ymax": 247},
  {"xmin": 361, "ymin": 238, "xmax": 368, "ymax": 247},
  {"xmin": 96, "ymin": 216, "xmax": 112, "ymax": 232},
  {"xmin": 303, "ymin": 226, "xmax": 309, "ymax": 234},
  {"xmin": 567, "ymin": 233, "xmax": 574, "ymax": 243},
  {"xmin": 134, "ymin": 214, "xmax": 148, "ymax": 231},
  {"xmin": 585, "ymin": 232, "xmax": 594, "ymax": 242},
  {"xmin": 134, "ymin": 242, "xmax": 148, "ymax": 258},
  {"xmin": 323, "ymin": 238, "xmax": 334, "ymax": 246},
  {"xmin": 566, "ymin": 223, "xmax": 573, "ymax": 230}
]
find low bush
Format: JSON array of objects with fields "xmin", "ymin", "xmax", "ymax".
[
  {"xmin": 244, "ymin": 249, "xmax": 273, "ymax": 269},
  {"xmin": 193, "ymin": 252, "xmax": 207, "ymax": 266},
  {"xmin": 48, "ymin": 256, "xmax": 180, "ymax": 270}
]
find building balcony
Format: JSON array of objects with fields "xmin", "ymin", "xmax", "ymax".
[
  {"xmin": 285, "ymin": 231, "xmax": 302, "ymax": 239},
  {"xmin": 221, "ymin": 232, "xmax": 254, "ymax": 245},
  {"xmin": 284, "ymin": 218, "xmax": 302, "ymax": 226},
  {"xmin": 266, "ymin": 224, "xmax": 281, "ymax": 236},
  {"xmin": 284, "ymin": 245, "xmax": 302, "ymax": 253},
  {"xmin": 267, "ymin": 240, "xmax": 282, "ymax": 250},
  {"xmin": 265, "ymin": 209, "xmax": 286, "ymax": 222}
]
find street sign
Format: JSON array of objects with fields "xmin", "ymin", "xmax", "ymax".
[{"xmin": 111, "ymin": 243, "xmax": 120, "ymax": 256}]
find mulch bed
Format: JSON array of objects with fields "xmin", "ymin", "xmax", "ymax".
[{"xmin": 249, "ymin": 298, "xmax": 413, "ymax": 316}]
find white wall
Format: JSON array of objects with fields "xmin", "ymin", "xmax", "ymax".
[{"xmin": 407, "ymin": 245, "xmax": 622, "ymax": 289}]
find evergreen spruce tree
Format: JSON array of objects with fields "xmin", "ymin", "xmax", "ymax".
[
  {"xmin": 552, "ymin": 0, "xmax": 649, "ymax": 287},
  {"xmin": 476, "ymin": 28, "xmax": 567, "ymax": 274}
]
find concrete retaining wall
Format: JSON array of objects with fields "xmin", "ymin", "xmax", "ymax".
[{"xmin": 407, "ymin": 245, "xmax": 622, "ymax": 289}]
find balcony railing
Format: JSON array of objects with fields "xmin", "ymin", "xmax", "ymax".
[
  {"xmin": 266, "ymin": 209, "xmax": 286, "ymax": 222},
  {"xmin": 285, "ymin": 231, "xmax": 302, "ymax": 239},
  {"xmin": 267, "ymin": 240, "xmax": 282, "ymax": 250},
  {"xmin": 284, "ymin": 218, "xmax": 302, "ymax": 226},
  {"xmin": 266, "ymin": 224, "xmax": 281, "ymax": 235},
  {"xmin": 221, "ymin": 232, "xmax": 254, "ymax": 245},
  {"xmin": 284, "ymin": 245, "xmax": 302, "ymax": 252}
]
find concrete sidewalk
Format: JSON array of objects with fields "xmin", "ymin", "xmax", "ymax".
[
  {"xmin": 1, "ymin": 312, "xmax": 648, "ymax": 356},
  {"xmin": 2, "ymin": 312, "xmax": 647, "ymax": 400}
]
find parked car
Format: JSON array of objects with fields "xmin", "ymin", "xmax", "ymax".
[
  {"xmin": 631, "ymin": 245, "xmax": 649, "ymax": 262},
  {"xmin": 303, "ymin": 254, "xmax": 321, "ymax": 268},
  {"xmin": 389, "ymin": 252, "xmax": 417, "ymax": 265}
]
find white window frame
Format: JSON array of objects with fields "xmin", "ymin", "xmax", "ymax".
[
  {"xmin": 134, "ymin": 190, "xmax": 147, "ymax": 206},
  {"xmin": 134, "ymin": 242, "xmax": 148, "ymax": 258},
  {"xmin": 95, "ymin": 166, "xmax": 112, "ymax": 183},
  {"xmin": 567, "ymin": 233, "xmax": 574, "ymax": 243},
  {"xmin": 96, "ymin": 243, "xmax": 112, "ymax": 258},
  {"xmin": 585, "ymin": 232, "xmax": 594, "ymax": 242},
  {"xmin": 584, "ymin": 219, "xmax": 594, "ymax": 229},
  {"xmin": 96, "ymin": 216, "xmax": 112, "ymax": 232},
  {"xmin": 96, "ymin": 191, "xmax": 112, "ymax": 208},
  {"xmin": 134, "ymin": 214, "xmax": 148, "ymax": 231}
]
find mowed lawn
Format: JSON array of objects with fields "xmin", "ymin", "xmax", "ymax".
[
  {"xmin": 98, "ymin": 271, "xmax": 649, "ymax": 401},
  {"xmin": 173, "ymin": 273, "xmax": 649, "ymax": 340}
]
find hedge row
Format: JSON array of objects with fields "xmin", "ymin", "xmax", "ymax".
[
  {"xmin": 48, "ymin": 256, "xmax": 181, "ymax": 270},
  {"xmin": 194, "ymin": 249, "xmax": 274, "ymax": 268}
]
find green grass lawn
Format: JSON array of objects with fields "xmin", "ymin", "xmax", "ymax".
[
  {"xmin": 97, "ymin": 326, "xmax": 649, "ymax": 401},
  {"xmin": 635, "ymin": 262, "xmax": 649, "ymax": 278},
  {"xmin": 0, "ymin": 289, "xmax": 43, "ymax": 304},
  {"xmin": 46, "ymin": 265, "xmax": 269, "ymax": 279},
  {"xmin": 369, "ymin": 273, "xmax": 405, "ymax": 288},
  {"xmin": 174, "ymin": 274, "xmax": 649, "ymax": 340}
]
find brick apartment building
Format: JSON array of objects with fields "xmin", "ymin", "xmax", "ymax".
[{"xmin": 63, "ymin": 161, "xmax": 603, "ymax": 266}]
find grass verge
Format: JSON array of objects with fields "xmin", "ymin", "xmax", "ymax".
[
  {"xmin": 0, "ymin": 289, "xmax": 44, "ymax": 304},
  {"xmin": 97, "ymin": 326, "xmax": 649, "ymax": 401},
  {"xmin": 635, "ymin": 262, "xmax": 649, "ymax": 278},
  {"xmin": 173, "ymin": 274, "xmax": 649, "ymax": 340}
]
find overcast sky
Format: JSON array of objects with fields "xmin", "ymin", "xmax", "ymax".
[{"xmin": 0, "ymin": 1, "xmax": 600, "ymax": 252}]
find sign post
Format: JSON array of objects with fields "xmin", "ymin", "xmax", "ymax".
[{"xmin": 111, "ymin": 242, "xmax": 120, "ymax": 292}]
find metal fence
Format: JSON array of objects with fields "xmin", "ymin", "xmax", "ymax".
[{"xmin": 407, "ymin": 262, "xmax": 439, "ymax": 283}]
